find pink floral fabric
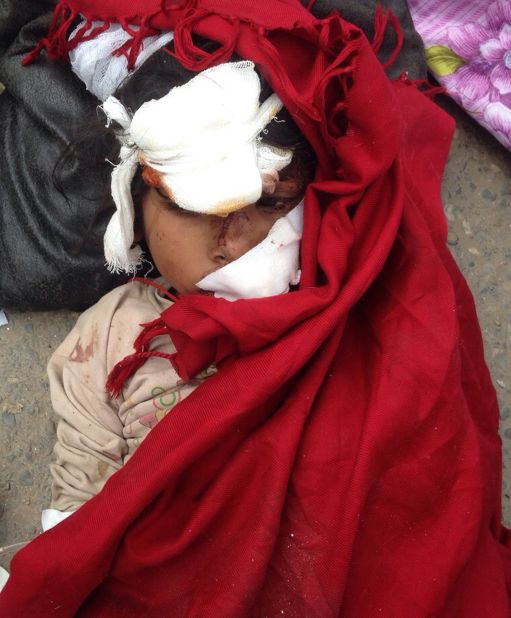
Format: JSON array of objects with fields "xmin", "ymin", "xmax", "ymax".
[{"xmin": 409, "ymin": 0, "xmax": 511, "ymax": 149}]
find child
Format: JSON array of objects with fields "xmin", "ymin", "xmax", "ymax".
[
  {"xmin": 2, "ymin": 1, "xmax": 511, "ymax": 615},
  {"xmin": 44, "ymin": 46, "xmax": 316, "ymax": 523}
]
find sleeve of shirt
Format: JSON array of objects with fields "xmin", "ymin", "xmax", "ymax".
[
  {"xmin": 47, "ymin": 291, "xmax": 128, "ymax": 512},
  {"xmin": 46, "ymin": 281, "xmax": 197, "ymax": 513}
]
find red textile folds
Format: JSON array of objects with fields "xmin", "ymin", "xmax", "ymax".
[{"xmin": 4, "ymin": 1, "xmax": 511, "ymax": 615}]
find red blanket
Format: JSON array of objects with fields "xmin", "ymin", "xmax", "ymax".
[{"xmin": 2, "ymin": 1, "xmax": 510, "ymax": 615}]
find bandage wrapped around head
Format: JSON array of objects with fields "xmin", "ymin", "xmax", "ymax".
[{"xmin": 100, "ymin": 60, "xmax": 304, "ymax": 298}]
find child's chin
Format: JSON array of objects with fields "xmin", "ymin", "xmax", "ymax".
[{"xmin": 177, "ymin": 284, "xmax": 213, "ymax": 296}]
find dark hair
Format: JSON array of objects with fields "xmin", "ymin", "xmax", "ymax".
[{"xmin": 54, "ymin": 41, "xmax": 316, "ymax": 254}]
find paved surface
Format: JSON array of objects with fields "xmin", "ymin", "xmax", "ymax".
[{"xmin": 1, "ymin": 97, "xmax": 510, "ymax": 570}]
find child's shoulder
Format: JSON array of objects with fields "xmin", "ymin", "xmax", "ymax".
[
  {"xmin": 51, "ymin": 279, "xmax": 173, "ymax": 375},
  {"xmin": 90, "ymin": 278, "xmax": 172, "ymax": 324},
  {"xmin": 91, "ymin": 279, "xmax": 173, "ymax": 368}
]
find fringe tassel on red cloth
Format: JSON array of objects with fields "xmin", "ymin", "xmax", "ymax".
[
  {"xmin": 114, "ymin": 18, "xmax": 159, "ymax": 70},
  {"xmin": 22, "ymin": 1, "xmax": 77, "ymax": 65},
  {"xmin": 21, "ymin": 0, "xmax": 165, "ymax": 68},
  {"xmin": 106, "ymin": 278, "xmax": 179, "ymax": 397},
  {"xmin": 398, "ymin": 72, "xmax": 447, "ymax": 98},
  {"xmin": 371, "ymin": 4, "xmax": 404, "ymax": 69}
]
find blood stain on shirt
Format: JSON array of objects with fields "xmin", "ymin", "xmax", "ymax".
[{"xmin": 69, "ymin": 326, "xmax": 97, "ymax": 363}]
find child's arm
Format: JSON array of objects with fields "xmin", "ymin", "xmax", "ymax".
[
  {"xmin": 46, "ymin": 281, "xmax": 195, "ymax": 514},
  {"xmin": 48, "ymin": 309, "xmax": 127, "ymax": 512},
  {"xmin": 46, "ymin": 284, "xmax": 147, "ymax": 512}
]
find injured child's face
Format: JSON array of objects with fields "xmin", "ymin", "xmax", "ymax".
[{"xmin": 140, "ymin": 172, "xmax": 303, "ymax": 295}]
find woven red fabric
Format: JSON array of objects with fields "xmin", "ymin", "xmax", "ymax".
[{"xmin": 3, "ymin": 1, "xmax": 511, "ymax": 615}]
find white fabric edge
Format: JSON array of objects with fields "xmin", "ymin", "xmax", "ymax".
[
  {"xmin": 41, "ymin": 508, "xmax": 75, "ymax": 532},
  {"xmin": 0, "ymin": 566, "xmax": 9, "ymax": 592}
]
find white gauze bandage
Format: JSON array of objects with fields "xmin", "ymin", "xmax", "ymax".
[
  {"xmin": 69, "ymin": 20, "xmax": 174, "ymax": 101},
  {"xmin": 196, "ymin": 200, "xmax": 304, "ymax": 300},
  {"xmin": 101, "ymin": 61, "xmax": 292, "ymax": 274}
]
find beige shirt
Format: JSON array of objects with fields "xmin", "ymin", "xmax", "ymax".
[{"xmin": 48, "ymin": 280, "xmax": 212, "ymax": 511}]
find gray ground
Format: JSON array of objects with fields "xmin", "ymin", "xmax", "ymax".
[{"xmin": 0, "ymin": 97, "xmax": 510, "ymax": 571}]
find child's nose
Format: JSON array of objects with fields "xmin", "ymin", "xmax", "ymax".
[{"xmin": 211, "ymin": 210, "xmax": 258, "ymax": 265}]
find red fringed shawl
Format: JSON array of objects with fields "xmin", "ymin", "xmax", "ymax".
[{"xmin": 3, "ymin": 1, "xmax": 511, "ymax": 615}]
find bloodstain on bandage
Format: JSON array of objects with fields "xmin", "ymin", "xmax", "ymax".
[
  {"xmin": 141, "ymin": 165, "xmax": 161, "ymax": 187},
  {"xmin": 141, "ymin": 165, "xmax": 175, "ymax": 202}
]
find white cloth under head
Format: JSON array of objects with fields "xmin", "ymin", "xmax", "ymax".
[
  {"xmin": 196, "ymin": 200, "xmax": 304, "ymax": 300},
  {"xmin": 69, "ymin": 20, "xmax": 174, "ymax": 101},
  {"xmin": 101, "ymin": 61, "xmax": 292, "ymax": 274}
]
